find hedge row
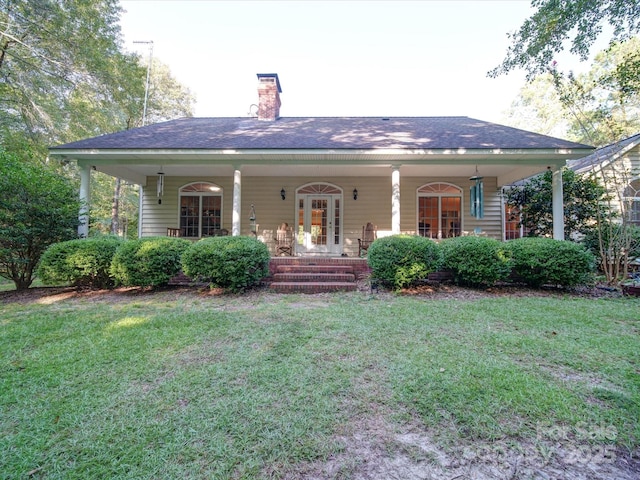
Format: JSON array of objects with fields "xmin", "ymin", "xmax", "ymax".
[
  {"xmin": 38, "ymin": 235, "xmax": 270, "ymax": 292},
  {"xmin": 368, "ymin": 235, "xmax": 596, "ymax": 290},
  {"xmin": 39, "ymin": 234, "xmax": 596, "ymax": 293}
]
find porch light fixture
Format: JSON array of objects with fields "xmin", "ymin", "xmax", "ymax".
[
  {"xmin": 280, "ymin": 188, "xmax": 286, "ymax": 200},
  {"xmin": 157, "ymin": 167, "xmax": 165, "ymax": 205},
  {"xmin": 353, "ymin": 188, "xmax": 358, "ymax": 200}
]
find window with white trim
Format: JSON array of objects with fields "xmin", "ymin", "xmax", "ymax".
[
  {"xmin": 417, "ymin": 183, "xmax": 462, "ymax": 239},
  {"xmin": 505, "ymin": 203, "xmax": 522, "ymax": 240},
  {"xmin": 179, "ymin": 182, "xmax": 223, "ymax": 237},
  {"xmin": 623, "ymin": 179, "xmax": 640, "ymax": 226}
]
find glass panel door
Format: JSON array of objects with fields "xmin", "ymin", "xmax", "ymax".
[
  {"xmin": 441, "ymin": 197, "xmax": 461, "ymax": 238},
  {"xmin": 180, "ymin": 196, "xmax": 200, "ymax": 237},
  {"xmin": 418, "ymin": 196, "xmax": 461, "ymax": 239},
  {"xmin": 310, "ymin": 197, "xmax": 328, "ymax": 246},
  {"xmin": 297, "ymin": 194, "xmax": 342, "ymax": 254},
  {"xmin": 418, "ymin": 197, "xmax": 438, "ymax": 239},
  {"xmin": 201, "ymin": 196, "xmax": 222, "ymax": 236}
]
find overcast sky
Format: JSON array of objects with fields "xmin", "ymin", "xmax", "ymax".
[{"xmin": 119, "ymin": 0, "xmax": 597, "ymax": 123}]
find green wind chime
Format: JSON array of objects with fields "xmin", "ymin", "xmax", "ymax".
[{"xmin": 469, "ymin": 166, "xmax": 484, "ymax": 219}]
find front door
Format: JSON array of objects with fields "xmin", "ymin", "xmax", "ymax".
[{"xmin": 296, "ymin": 184, "xmax": 343, "ymax": 255}]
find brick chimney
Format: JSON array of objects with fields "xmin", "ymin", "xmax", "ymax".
[{"xmin": 256, "ymin": 73, "xmax": 282, "ymax": 121}]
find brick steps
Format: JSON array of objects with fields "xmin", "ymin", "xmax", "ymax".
[
  {"xmin": 170, "ymin": 257, "xmax": 371, "ymax": 293},
  {"xmin": 269, "ymin": 281, "xmax": 357, "ymax": 293},
  {"xmin": 276, "ymin": 265, "xmax": 354, "ymax": 274},
  {"xmin": 268, "ymin": 258, "xmax": 368, "ymax": 293},
  {"xmin": 273, "ymin": 272, "xmax": 356, "ymax": 283}
]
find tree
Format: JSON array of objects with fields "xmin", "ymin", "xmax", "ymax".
[
  {"xmin": 579, "ymin": 147, "xmax": 640, "ymax": 284},
  {"xmin": 1, "ymin": 1, "xmax": 196, "ymax": 240},
  {"xmin": 554, "ymin": 38, "xmax": 640, "ymax": 146},
  {"xmin": 102, "ymin": 57, "xmax": 195, "ymax": 237},
  {"xmin": 506, "ymin": 168, "xmax": 609, "ymax": 240},
  {"xmin": 0, "ymin": 149, "xmax": 80, "ymax": 290},
  {"xmin": 503, "ymin": 73, "xmax": 568, "ymax": 138},
  {"xmin": 59, "ymin": 52, "xmax": 146, "ymax": 142},
  {"xmin": 490, "ymin": 0, "xmax": 640, "ymax": 82},
  {"xmin": 144, "ymin": 58, "xmax": 195, "ymax": 125},
  {"xmin": 0, "ymin": 0, "xmax": 140, "ymax": 145},
  {"xmin": 504, "ymin": 38, "xmax": 640, "ymax": 147}
]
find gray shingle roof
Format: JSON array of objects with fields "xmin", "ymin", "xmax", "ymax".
[
  {"xmin": 53, "ymin": 116, "xmax": 591, "ymax": 151},
  {"xmin": 568, "ymin": 133, "xmax": 640, "ymax": 173}
]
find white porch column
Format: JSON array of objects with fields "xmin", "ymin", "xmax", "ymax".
[
  {"xmin": 552, "ymin": 167, "xmax": 565, "ymax": 240},
  {"xmin": 78, "ymin": 163, "xmax": 91, "ymax": 238},
  {"xmin": 391, "ymin": 165, "xmax": 401, "ymax": 234},
  {"xmin": 232, "ymin": 168, "xmax": 242, "ymax": 236},
  {"xmin": 138, "ymin": 185, "xmax": 144, "ymax": 238}
]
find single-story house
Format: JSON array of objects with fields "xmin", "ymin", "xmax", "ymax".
[
  {"xmin": 568, "ymin": 133, "xmax": 640, "ymax": 225},
  {"xmin": 50, "ymin": 73, "xmax": 593, "ymax": 257}
]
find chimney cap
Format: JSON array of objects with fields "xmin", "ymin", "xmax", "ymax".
[{"xmin": 257, "ymin": 73, "xmax": 282, "ymax": 93}]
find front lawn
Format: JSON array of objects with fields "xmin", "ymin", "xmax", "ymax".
[{"xmin": 1, "ymin": 288, "xmax": 639, "ymax": 478}]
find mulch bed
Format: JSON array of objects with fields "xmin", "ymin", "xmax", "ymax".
[{"xmin": 0, "ymin": 281, "xmax": 627, "ymax": 306}]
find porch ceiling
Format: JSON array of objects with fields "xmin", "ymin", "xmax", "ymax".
[{"xmin": 53, "ymin": 148, "xmax": 592, "ymax": 187}]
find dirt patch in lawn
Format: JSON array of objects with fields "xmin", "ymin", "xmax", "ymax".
[
  {"xmin": 281, "ymin": 365, "xmax": 640, "ymax": 480},
  {"xmin": 314, "ymin": 427, "xmax": 640, "ymax": 480}
]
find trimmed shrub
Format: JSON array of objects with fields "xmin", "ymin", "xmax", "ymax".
[
  {"xmin": 441, "ymin": 236, "xmax": 512, "ymax": 287},
  {"xmin": 38, "ymin": 236, "xmax": 122, "ymax": 288},
  {"xmin": 505, "ymin": 237, "xmax": 596, "ymax": 288},
  {"xmin": 181, "ymin": 236, "xmax": 270, "ymax": 292},
  {"xmin": 367, "ymin": 235, "xmax": 442, "ymax": 290},
  {"xmin": 110, "ymin": 237, "xmax": 191, "ymax": 288}
]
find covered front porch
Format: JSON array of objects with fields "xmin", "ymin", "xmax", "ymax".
[{"xmin": 71, "ymin": 153, "xmax": 570, "ymax": 257}]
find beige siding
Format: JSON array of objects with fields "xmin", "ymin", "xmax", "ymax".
[
  {"xmin": 141, "ymin": 174, "xmax": 505, "ymax": 255},
  {"xmin": 141, "ymin": 176, "xmax": 234, "ymax": 237},
  {"xmin": 243, "ymin": 177, "xmax": 391, "ymax": 256}
]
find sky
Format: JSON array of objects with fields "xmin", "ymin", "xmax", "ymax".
[{"xmin": 118, "ymin": 0, "xmax": 597, "ymax": 124}]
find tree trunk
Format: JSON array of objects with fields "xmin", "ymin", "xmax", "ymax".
[{"xmin": 111, "ymin": 177, "xmax": 121, "ymax": 236}]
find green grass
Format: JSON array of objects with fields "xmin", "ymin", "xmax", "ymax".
[
  {"xmin": 1, "ymin": 290, "xmax": 639, "ymax": 478},
  {"xmin": 0, "ymin": 277, "xmax": 50, "ymax": 292}
]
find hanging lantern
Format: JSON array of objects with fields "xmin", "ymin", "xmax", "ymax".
[{"xmin": 469, "ymin": 167, "xmax": 484, "ymax": 219}]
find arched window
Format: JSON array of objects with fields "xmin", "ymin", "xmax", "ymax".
[
  {"xmin": 417, "ymin": 183, "xmax": 462, "ymax": 239},
  {"xmin": 623, "ymin": 179, "xmax": 640, "ymax": 225},
  {"xmin": 179, "ymin": 182, "xmax": 223, "ymax": 237}
]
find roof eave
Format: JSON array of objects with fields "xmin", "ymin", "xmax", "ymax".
[
  {"xmin": 571, "ymin": 137, "xmax": 640, "ymax": 173},
  {"xmin": 50, "ymin": 147, "xmax": 593, "ymax": 165}
]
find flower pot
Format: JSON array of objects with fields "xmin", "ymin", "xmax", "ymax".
[{"xmin": 621, "ymin": 285, "xmax": 640, "ymax": 297}]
